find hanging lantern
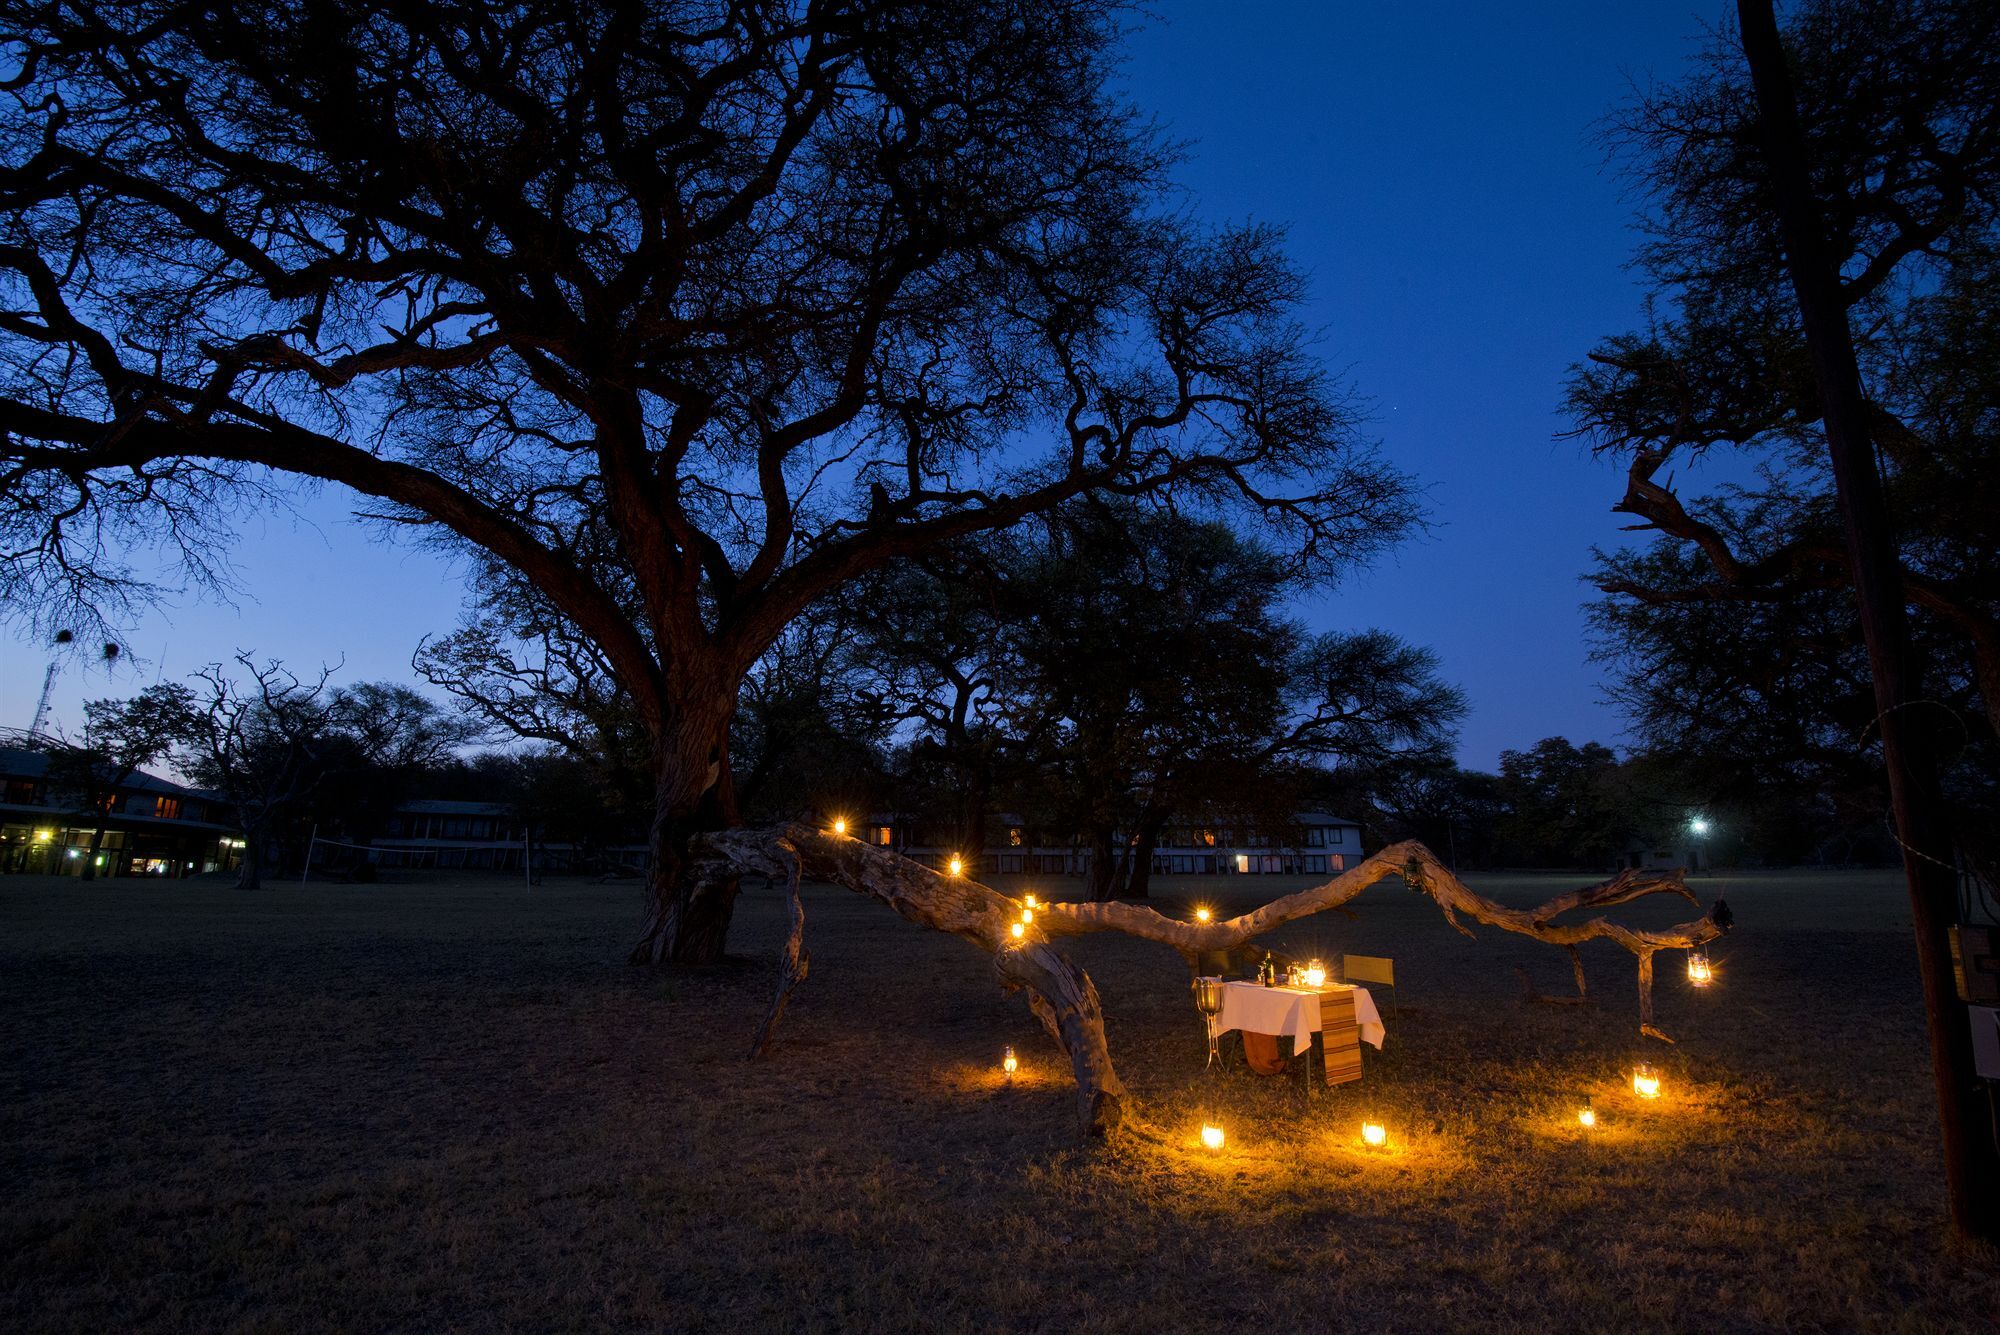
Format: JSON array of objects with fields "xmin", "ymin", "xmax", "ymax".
[
  {"xmin": 1009, "ymin": 921, "xmax": 1025, "ymax": 940},
  {"xmin": 832, "ymin": 817, "xmax": 847, "ymax": 836},
  {"xmin": 1632, "ymin": 1063, "xmax": 1661, "ymax": 1099},
  {"xmin": 1003, "ymin": 1046, "xmax": 1018, "ymax": 1077},
  {"xmin": 1024, "ymin": 893, "xmax": 1038, "ymax": 910},
  {"xmin": 1200, "ymin": 1123, "xmax": 1225, "ymax": 1150},
  {"xmin": 948, "ymin": 854, "xmax": 964, "ymax": 876},
  {"xmin": 1361, "ymin": 1121, "xmax": 1387, "ymax": 1148},
  {"xmin": 1303, "ymin": 959, "xmax": 1327, "ymax": 989},
  {"xmin": 1021, "ymin": 907, "xmax": 1034, "ymax": 924},
  {"xmin": 1578, "ymin": 1098, "xmax": 1597, "ymax": 1129},
  {"xmin": 1194, "ymin": 906, "xmax": 1212, "ymax": 924},
  {"xmin": 1687, "ymin": 949, "xmax": 1713, "ymax": 987}
]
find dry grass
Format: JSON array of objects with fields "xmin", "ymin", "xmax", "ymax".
[{"xmin": 2, "ymin": 865, "xmax": 1996, "ymax": 1332}]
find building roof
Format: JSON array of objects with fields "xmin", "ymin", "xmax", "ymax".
[
  {"xmin": 0, "ymin": 745, "xmax": 201, "ymax": 797},
  {"xmin": 399, "ymin": 799, "xmax": 514, "ymax": 816}
]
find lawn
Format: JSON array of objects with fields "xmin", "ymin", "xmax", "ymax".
[{"xmin": 2, "ymin": 864, "xmax": 1995, "ymax": 1331}]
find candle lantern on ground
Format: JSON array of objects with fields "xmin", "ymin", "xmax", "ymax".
[
  {"xmin": 1578, "ymin": 1098, "xmax": 1597, "ymax": 1129},
  {"xmin": 1361, "ymin": 1121, "xmax": 1387, "ymax": 1148},
  {"xmin": 1687, "ymin": 949, "xmax": 1713, "ymax": 987},
  {"xmin": 1003, "ymin": 1046, "xmax": 1018, "ymax": 1079},
  {"xmin": 1632, "ymin": 1063, "xmax": 1661, "ymax": 1099},
  {"xmin": 1009, "ymin": 921, "xmax": 1025, "ymax": 941},
  {"xmin": 1200, "ymin": 1123, "xmax": 1225, "ymax": 1151}
]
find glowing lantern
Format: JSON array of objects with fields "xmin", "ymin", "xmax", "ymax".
[
  {"xmin": 1194, "ymin": 906, "xmax": 1212, "ymax": 924},
  {"xmin": 1200, "ymin": 1124, "xmax": 1225, "ymax": 1150},
  {"xmin": 1024, "ymin": 893, "xmax": 1038, "ymax": 910},
  {"xmin": 1361, "ymin": 1121, "xmax": 1387, "ymax": 1148},
  {"xmin": 1578, "ymin": 1099, "xmax": 1597, "ymax": 1129},
  {"xmin": 1009, "ymin": 922, "xmax": 1025, "ymax": 940},
  {"xmin": 1632, "ymin": 1063, "xmax": 1661, "ymax": 1099},
  {"xmin": 1021, "ymin": 908, "xmax": 1034, "ymax": 924},
  {"xmin": 832, "ymin": 817, "xmax": 847, "ymax": 836},
  {"xmin": 1303, "ymin": 959, "xmax": 1327, "ymax": 989},
  {"xmin": 948, "ymin": 855, "xmax": 963, "ymax": 877},
  {"xmin": 1003, "ymin": 1046, "xmax": 1018, "ymax": 1077},
  {"xmin": 33, "ymin": 829, "xmax": 52, "ymax": 842},
  {"xmin": 1687, "ymin": 949, "xmax": 1713, "ymax": 987}
]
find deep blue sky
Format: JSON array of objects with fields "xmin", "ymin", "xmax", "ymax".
[{"xmin": 1, "ymin": 3, "xmax": 1738, "ymax": 771}]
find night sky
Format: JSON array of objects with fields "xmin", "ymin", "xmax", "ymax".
[{"xmin": 1, "ymin": 3, "xmax": 1741, "ymax": 772}]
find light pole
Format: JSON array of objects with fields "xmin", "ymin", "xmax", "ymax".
[{"xmin": 1688, "ymin": 815, "xmax": 1710, "ymax": 874}]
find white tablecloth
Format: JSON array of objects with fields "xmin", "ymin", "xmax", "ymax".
[{"xmin": 1214, "ymin": 981, "xmax": 1385, "ymax": 1051}]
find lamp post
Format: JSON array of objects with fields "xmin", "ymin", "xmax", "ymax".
[{"xmin": 1688, "ymin": 815, "xmax": 1710, "ymax": 875}]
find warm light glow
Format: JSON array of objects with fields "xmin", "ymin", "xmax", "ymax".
[
  {"xmin": 1009, "ymin": 922, "xmax": 1025, "ymax": 940},
  {"xmin": 1200, "ymin": 1124, "xmax": 1225, "ymax": 1150},
  {"xmin": 1194, "ymin": 906, "xmax": 1212, "ymax": 924},
  {"xmin": 1024, "ymin": 894, "xmax": 1038, "ymax": 910},
  {"xmin": 1632, "ymin": 1064, "xmax": 1661, "ymax": 1099},
  {"xmin": 1304, "ymin": 959, "xmax": 1327, "ymax": 989},
  {"xmin": 832, "ymin": 817, "xmax": 847, "ymax": 836},
  {"xmin": 1687, "ymin": 950, "xmax": 1713, "ymax": 987},
  {"xmin": 948, "ymin": 855, "xmax": 963, "ymax": 876},
  {"xmin": 1361, "ymin": 1121, "xmax": 1387, "ymax": 1148},
  {"xmin": 1021, "ymin": 907, "xmax": 1034, "ymax": 924},
  {"xmin": 33, "ymin": 828, "xmax": 53, "ymax": 842},
  {"xmin": 1003, "ymin": 1046, "xmax": 1017, "ymax": 1076},
  {"xmin": 1579, "ymin": 1102, "xmax": 1597, "ymax": 1129}
]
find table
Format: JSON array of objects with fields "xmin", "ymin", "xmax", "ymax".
[{"xmin": 1212, "ymin": 980, "xmax": 1385, "ymax": 1085}]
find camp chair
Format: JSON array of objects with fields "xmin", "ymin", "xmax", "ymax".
[{"xmin": 1342, "ymin": 953, "xmax": 1398, "ymax": 1015}]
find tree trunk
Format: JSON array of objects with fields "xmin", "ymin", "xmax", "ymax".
[
  {"xmin": 631, "ymin": 716, "xmax": 742, "ymax": 966},
  {"xmin": 237, "ymin": 826, "xmax": 263, "ymax": 890},
  {"xmin": 1125, "ymin": 810, "xmax": 1167, "ymax": 899},
  {"xmin": 80, "ymin": 819, "xmax": 106, "ymax": 880},
  {"xmin": 1738, "ymin": 0, "xmax": 2000, "ymax": 1243},
  {"xmin": 1085, "ymin": 824, "xmax": 1118, "ymax": 901}
]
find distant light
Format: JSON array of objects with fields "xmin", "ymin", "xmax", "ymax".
[
  {"xmin": 1024, "ymin": 893, "xmax": 1038, "ymax": 910},
  {"xmin": 1361, "ymin": 1121, "xmax": 1387, "ymax": 1148},
  {"xmin": 1579, "ymin": 1099, "xmax": 1597, "ymax": 1129},
  {"xmin": 1020, "ymin": 908, "xmax": 1033, "ymax": 924},
  {"xmin": 1003, "ymin": 1046, "xmax": 1018, "ymax": 1077},
  {"xmin": 948, "ymin": 854, "xmax": 963, "ymax": 877},
  {"xmin": 1194, "ymin": 906, "xmax": 1212, "ymax": 924},
  {"xmin": 33, "ymin": 828, "xmax": 53, "ymax": 842},
  {"xmin": 1009, "ymin": 922, "xmax": 1025, "ymax": 940},
  {"xmin": 1689, "ymin": 816, "xmax": 1710, "ymax": 836},
  {"xmin": 66, "ymin": 849, "xmax": 80, "ymax": 858},
  {"xmin": 832, "ymin": 817, "xmax": 847, "ymax": 836},
  {"xmin": 1200, "ymin": 1124, "xmax": 1225, "ymax": 1150}
]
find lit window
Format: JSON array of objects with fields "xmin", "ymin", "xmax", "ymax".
[
  {"xmin": 154, "ymin": 796, "xmax": 181, "ymax": 820},
  {"xmin": 876, "ymin": 826, "xmax": 892, "ymax": 847},
  {"xmin": 1008, "ymin": 827, "xmax": 1023, "ymax": 847}
]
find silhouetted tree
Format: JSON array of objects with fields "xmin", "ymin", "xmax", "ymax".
[
  {"xmin": 32, "ymin": 684, "xmax": 199, "ymax": 879},
  {"xmin": 0, "ymin": 1, "xmax": 1412, "ymax": 962}
]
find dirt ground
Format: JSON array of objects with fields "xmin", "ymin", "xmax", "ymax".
[{"xmin": 2, "ymin": 865, "xmax": 1995, "ymax": 1332}]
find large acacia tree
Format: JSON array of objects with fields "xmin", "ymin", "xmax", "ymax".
[{"xmin": 0, "ymin": 0, "xmax": 1412, "ymax": 962}]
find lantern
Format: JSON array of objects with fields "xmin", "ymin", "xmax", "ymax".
[
  {"xmin": 1003, "ymin": 1046, "xmax": 1018, "ymax": 1077},
  {"xmin": 1009, "ymin": 922, "xmax": 1025, "ymax": 940},
  {"xmin": 1304, "ymin": 959, "xmax": 1327, "ymax": 989},
  {"xmin": 832, "ymin": 817, "xmax": 847, "ymax": 836},
  {"xmin": 1578, "ymin": 1099, "xmax": 1597, "ymax": 1129},
  {"xmin": 1687, "ymin": 949, "xmax": 1713, "ymax": 987},
  {"xmin": 1200, "ymin": 1123, "xmax": 1225, "ymax": 1150},
  {"xmin": 1194, "ymin": 906, "xmax": 1212, "ymax": 924},
  {"xmin": 1361, "ymin": 1121, "xmax": 1387, "ymax": 1148},
  {"xmin": 1024, "ymin": 893, "xmax": 1038, "ymax": 910},
  {"xmin": 948, "ymin": 854, "xmax": 963, "ymax": 876},
  {"xmin": 1021, "ymin": 908, "xmax": 1034, "ymax": 924},
  {"xmin": 1632, "ymin": 1063, "xmax": 1661, "ymax": 1099}
]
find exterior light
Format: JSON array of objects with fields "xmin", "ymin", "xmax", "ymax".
[
  {"xmin": 1194, "ymin": 906, "xmax": 1212, "ymax": 924},
  {"xmin": 948, "ymin": 854, "xmax": 963, "ymax": 877},
  {"xmin": 1003, "ymin": 1046, "xmax": 1018, "ymax": 1078},
  {"xmin": 1361, "ymin": 1121, "xmax": 1387, "ymax": 1148},
  {"xmin": 1200, "ymin": 1123, "xmax": 1225, "ymax": 1151},
  {"xmin": 1579, "ymin": 1099, "xmax": 1597, "ymax": 1129},
  {"xmin": 66, "ymin": 849, "xmax": 80, "ymax": 859},
  {"xmin": 1304, "ymin": 959, "xmax": 1327, "ymax": 989},
  {"xmin": 1687, "ymin": 949, "xmax": 1713, "ymax": 987},
  {"xmin": 1020, "ymin": 907, "xmax": 1033, "ymax": 924},
  {"xmin": 1632, "ymin": 1063, "xmax": 1661, "ymax": 1099},
  {"xmin": 33, "ymin": 829, "xmax": 52, "ymax": 842},
  {"xmin": 1689, "ymin": 816, "xmax": 1710, "ymax": 836},
  {"xmin": 832, "ymin": 817, "xmax": 847, "ymax": 836},
  {"xmin": 1009, "ymin": 922, "xmax": 1025, "ymax": 940}
]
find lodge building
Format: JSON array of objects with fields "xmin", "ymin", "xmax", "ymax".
[{"xmin": 0, "ymin": 746, "xmax": 243, "ymax": 877}]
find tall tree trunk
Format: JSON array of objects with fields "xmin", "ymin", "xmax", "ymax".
[
  {"xmin": 1738, "ymin": 0, "xmax": 2000, "ymax": 1243},
  {"xmin": 631, "ymin": 714, "xmax": 742, "ymax": 966},
  {"xmin": 1125, "ymin": 810, "xmax": 1167, "ymax": 899},
  {"xmin": 1085, "ymin": 824, "xmax": 1118, "ymax": 901},
  {"xmin": 80, "ymin": 819, "xmax": 106, "ymax": 880}
]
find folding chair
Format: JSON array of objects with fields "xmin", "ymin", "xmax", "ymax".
[{"xmin": 1342, "ymin": 953, "xmax": 1397, "ymax": 1015}]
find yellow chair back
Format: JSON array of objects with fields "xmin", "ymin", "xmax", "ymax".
[{"xmin": 1343, "ymin": 954, "xmax": 1394, "ymax": 987}]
